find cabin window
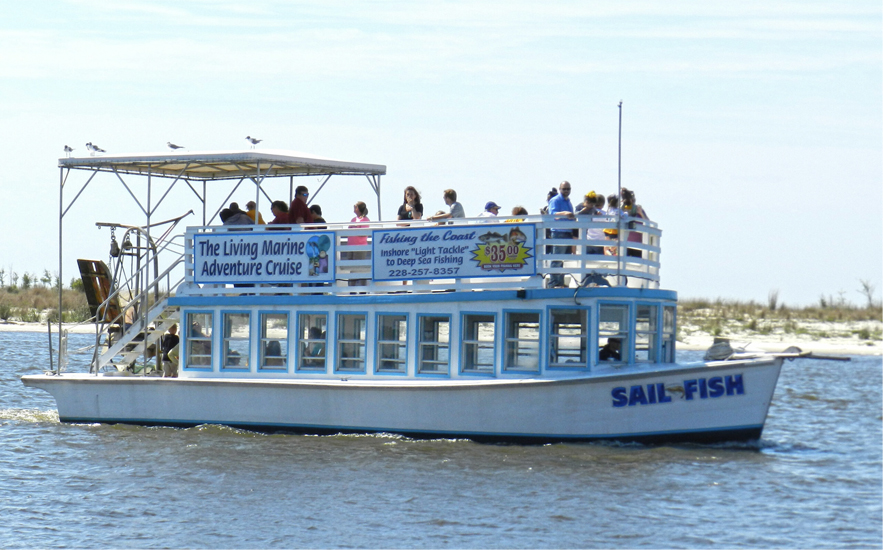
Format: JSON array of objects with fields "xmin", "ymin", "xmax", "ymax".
[
  {"xmin": 598, "ymin": 304, "xmax": 629, "ymax": 364},
  {"xmin": 223, "ymin": 312, "xmax": 250, "ymax": 369},
  {"xmin": 549, "ymin": 309, "xmax": 587, "ymax": 367},
  {"xmin": 260, "ymin": 313, "xmax": 288, "ymax": 370},
  {"xmin": 418, "ymin": 315, "xmax": 450, "ymax": 375},
  {"xmin": 298, "ymin": 313, "xmax": 327, "ymax": 371},
  {"xmin": 662, "ymin": 305, "xmax": 676, "ymax": 363},
  {"xmin": 337, "ymin": 313, "xmax": 367, "ymax": 371},
  {"xmin": 635, "ymin": 305, "xmax": 658, "ymax": 362},
  {"xmin": 504, "ymin": 311, "xmax": 540, "ymax": 371},
  {"xmin": 185, "ymin": 312, "xmax": 212, "ymax": 368},
  {"xmin": 461, "ymin": 313, "xmax": 495, "ymax": 374},
  {"xmin": 377, "ymin": 314, "xmax": 408, "ymax": 373}
]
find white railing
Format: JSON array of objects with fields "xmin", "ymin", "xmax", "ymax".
[{"xmin": 179, "ymin": 215, "xmax": 661, "ymax": 296}]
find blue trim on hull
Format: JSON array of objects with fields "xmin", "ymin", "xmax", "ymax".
[
  {"xmin": 57, "ymin": 416, "xmax": 763, "ymax": 445},
  {"xmin": 170, "ymin": 287, "xmax": 678, "ymax": 307}
]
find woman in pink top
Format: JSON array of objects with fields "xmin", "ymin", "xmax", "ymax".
[
  {"xmin": 347, "ymin": 202, "xmax": 370, "ymax": 287},
  {"xmin": 349, "ymin": 202, "xmax": 370, "ymax": 246}
]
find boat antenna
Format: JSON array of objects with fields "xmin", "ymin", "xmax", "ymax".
[{"xmin": 616, "ymin": 101, "xmax": 623, "ymax": 285}]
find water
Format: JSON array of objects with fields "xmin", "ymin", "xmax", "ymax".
[{"xmin": 2, "ymin": 331, "xmax": 880, "ymax": 549}]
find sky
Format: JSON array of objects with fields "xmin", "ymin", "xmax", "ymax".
[{"xmin": 0, "ymin": 0, "xmax": 880, "ymax": 306}]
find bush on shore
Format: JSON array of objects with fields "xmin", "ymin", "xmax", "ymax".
[{"xmin": 0, "ymin": 287, "xmax": 90, "ymax": 324}]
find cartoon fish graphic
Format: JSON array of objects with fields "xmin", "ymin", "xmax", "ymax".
[
  {"xmin": 665, "ymin": 385, "xmax": 686, "ymax": 399},
  {"xmin": 507, "ymin": 227, "xmax": 527, "ymax": 244},
  {"xmin": 479, "ymin": 232, "xmax": 506, "ymax": 244}
]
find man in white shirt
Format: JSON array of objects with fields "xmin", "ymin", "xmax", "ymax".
[{"xmin": 477, "ymin": 201, "xmax": 500, "ymax": 217}]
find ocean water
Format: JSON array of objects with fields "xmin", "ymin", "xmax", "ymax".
[{"xmin": 1, "ymin": 331, "xmax": 880, "ymax": 549}]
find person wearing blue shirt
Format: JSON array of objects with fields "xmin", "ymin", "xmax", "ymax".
[{"xmin": 547, "ymin": 181, "xmax": 574, "ymax": 288}]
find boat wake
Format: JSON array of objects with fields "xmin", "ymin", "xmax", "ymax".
[{"xmin": 0, "ymin": 407, "xmax": 59, "ymax": 423}]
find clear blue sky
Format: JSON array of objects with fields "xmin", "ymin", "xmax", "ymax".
[{"xmin": 1, "ymin": 1, "xmax": 880, "ymax": 306}]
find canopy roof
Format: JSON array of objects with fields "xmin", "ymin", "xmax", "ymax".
[{"xmin": 59, "ymin": 149, "xmax": 386, "ymax": 181}]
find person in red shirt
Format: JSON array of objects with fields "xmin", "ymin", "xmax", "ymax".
[{"xmin": 288, "ymin": 185, "xmax": 313, "ymax": 224}]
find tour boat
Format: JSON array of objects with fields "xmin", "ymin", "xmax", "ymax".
[{"xmin": 22, "ymin": 149, "xmax": 786, "ymax": 443}]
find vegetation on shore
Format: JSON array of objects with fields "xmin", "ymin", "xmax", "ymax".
[
  {"xmin": 0, "ymin": 282, "xmax": 90, "ymax": 324},
  {"xmin": 678, "ymin": 295, "xmax": 883, "ymax": 342}
]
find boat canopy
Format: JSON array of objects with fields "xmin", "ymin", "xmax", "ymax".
[{"xmin": 59, "ymin": 149, "xmax": 386, "ymax": 181}]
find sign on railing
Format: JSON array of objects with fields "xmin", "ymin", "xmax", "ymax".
[
  {"xmin": 372, "ymin": 224, "xmax": 536, "ymax": 281},
  {"xmin": 192, "ymin": 231, "xmax": 336, "ymax": 284}
]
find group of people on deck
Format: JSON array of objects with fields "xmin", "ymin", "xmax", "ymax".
[{"xmin": 217, "ymin": 181, "xmax": 649, "ymax": 289}]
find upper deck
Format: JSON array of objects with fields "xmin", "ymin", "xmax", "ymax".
[{"xmin": 179, "ymin": 215, "xmax": 662, "ymax": 297}]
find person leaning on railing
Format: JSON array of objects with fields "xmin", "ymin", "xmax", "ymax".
[
  {"xmin": 546, "ymin": 181, "xmax": 575, "ymax": 289},
  {"xmin": 621, "ymin": 188, "xmax": 649, "ymax": 259}
]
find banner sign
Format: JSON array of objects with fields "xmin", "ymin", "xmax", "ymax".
[
  {"xmin": 193, "ymin": 232, "xmax": 335, "ymax": 284},
  {"xmin": 372, "ymin": 224, "xmax": 535, "ymax": 281}
]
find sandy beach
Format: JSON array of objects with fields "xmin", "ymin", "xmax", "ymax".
[{"xmin": 4, "ymin": 318, "xmax": 880, "ymax": 356}]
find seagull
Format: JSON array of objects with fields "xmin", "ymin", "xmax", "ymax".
[
  {"xmin": 93, "ymin": 143, "xmax": 106, "ymax": 153},
  {"xmin": 245, "ymin": 136, "xmax": 262, "ymax": 148},
  {"xmin": 64, "ymin": 145, "xmax": 74, "ymax": 156},
  {"xmin": 85, "ymin": 142, "xmax": 95, "ymax": 152},
  {"xmin": 167, "ymin": 142, "xmax": 184, "ymax": 150}
]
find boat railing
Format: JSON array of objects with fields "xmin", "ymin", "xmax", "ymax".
[
  {"xmin": 89, "ymin": 236, "xmax": 187, "ymax": 372},
  {"xmin": 178, "ymin": 215, "xmax": 661, "ymax": 296}
]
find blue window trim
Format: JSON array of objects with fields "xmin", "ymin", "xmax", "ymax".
[
  {"xmin": 459, "ymin": 310, "xmax": 497, "ymax": 377},
  {"xmin": 545, "ymin": 305, "xmax": 592, "ymax": 371},
  {"xmin": 220, "ymin": 310, "xmax": 251, "ymax": 372},
  {"xmin": 334, "ymin": 311, "xmax": 369, "ymax": 374},
  {"xmin": 662, "ymin": 304, "xmax": 678, "ymax": 363},
  {"xmin": 373, "ymin": 311, "xmax": 409, "ymax": 376},
  {"xmin": 501, "ymin": 308, "xmax": 543, "ymax": 374},
  {"xmin": 257, "ymin": 310, "xmax": 290, "ymax": 373},
  {"xmin": 182, "ymin": 309, "xmax": 215, "ymax": 372},
  {"xmin": 634, "ymin": 301, "xmax": 662, "ymax": 364},
  {"xmin": 294, "ymin": 310, "xmax": 330, "ymax": 374},
  {"xmin": 416, "ymin": 312, "xmax": 452, "ymax": 378},
  {"xmin": 597, "ymin": 300, "xmax": 632, "ymax": 365}
]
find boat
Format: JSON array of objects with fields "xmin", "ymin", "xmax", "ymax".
[{"xmin": 22, "ymin": 148, "xmax": 791, "ymax": 444}]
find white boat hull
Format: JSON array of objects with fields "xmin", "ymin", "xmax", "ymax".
[{"xmin": 23, "ymin": 358, "xmax": 782, "ymax": 444}]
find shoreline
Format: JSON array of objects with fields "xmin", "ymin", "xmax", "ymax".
[{"xmin": 3, "ymin": 320, "xmax": 879, "ymax": 357}]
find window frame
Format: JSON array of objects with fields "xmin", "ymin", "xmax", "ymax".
[
  {"xmin": 295, "ymin": 311, "xmax": 329, "ymax": 373},
  {"xmin": 335, "ymin": 311, "xmax": 368, "ymax": 373},
  {"xmin": 546, "ymin": 306, "xmax": 591, "ymax": 370},
  {"xmin": 417, "ymin": 313, "xmax": 452, "ymax": 377},
  {"xmin": 634, "ymin": 302, "xmax": 660, "ymax": 363},
  {"xmin": 183, "ymin": 310, "xmax": 214, "ymax": 371},
  {"xmin": 460, "ymin": 311, "xmax": 497, "ymax": 376},
  {"xmin": 221, "ymin": 310, "xmax": 251, "ymax": 372},
  {"xmin": 502, "ymin": 309, "xmax": 542, "ymax": 373},
  {"xmin": 597, "ymin": 301, "xmax": 631, "ymax": 365},
  {"xmin": 258, "ymin": 311, "xmax": 289, "ymax": 372},
  {"xmin": 662, "ymin": 304, "xmax": 677, "ymax": 363},
  {"xmin": 374, "ymin": 312, "xmax": 409, "ymax": 375}
]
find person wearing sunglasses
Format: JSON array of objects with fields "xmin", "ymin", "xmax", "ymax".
[{"xmin": 287, "ymin": 185, "xmax": 314, "ymax": 224}]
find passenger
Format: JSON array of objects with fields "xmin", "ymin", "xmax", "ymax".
[
  {"xmin": 287, "ymin": 186, "xmax": 314, "ymax": 224},
  {"xmin": 347, "ymin": 201, "xmax": 371, "ymax": 287},
  {"xmin": 268, "ymin": 200, "xmax": 289, "ymax": 225},
  {"xmin": 604, "ymin": 194, "xmax": 622, "ymax": 256},
  {"xmin": 546, "ymin": 181, "xmax": 575, "ymax": 288},
  {"xmin": 309, "ymin": 204, "xmax": 326, "ymax": 226},
  {"xmin": 594, "ymin": 193, "xmax": 606, "ymax": 212},
  {"xmin": 303, "ymin": 326, "xmax": 326, "ymax": 367},
  {"xmin": 245, "ymin": 201, "xmax": 266, "ymax": 224},
  {"xmin": 621, "ymin": 188, "xmax": 649, "ymax": 259},
  {"xmin": 599, "ymin": 338, "xmax": 622, "ymax": 361},
  {"xmin": 427, "ymin": 189, "xmax": 465, "ymax": 220},
  {"xmin": 540, "ymin": 187, "xmax": 558, "ymax": 215},
  {"xmin": 577, "ymin": 191, "xmax": 605, "ymax": 255},
  {"xmin": 166, "ymin": 343, "xmax": 179, "ymax": 376},
  {"xmin": 221, "ymin": 203, "xmax": 254, "ymax": 226},
  {"xmin": 160, "ymin": 324, "xmax": 179, "ymax": 363},
  {"xmin": 477, "ymin": 201, "xmax": 501, "ymax": 218},
  {"xmin": 397, "ymin": 186, "xmax": 423, "ymax": 221},
  {"xmin": 264, "ymin": 340, "xmax": 284, "ymax": 367},
  {"xmin": 507, "ymin": 206, "xmax": 528, "ymax": 223}
]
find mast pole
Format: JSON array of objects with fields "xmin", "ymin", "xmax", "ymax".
[
  {"xmin": 57, "ymin": 166, "xmax": 63, "ymax": 374},
  {"xmin": 617, "ymin": 101, "xmax": 623, "ymax": 286}
]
